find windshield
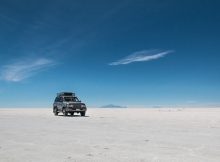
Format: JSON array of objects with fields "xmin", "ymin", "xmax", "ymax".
[{"xmin": 64, "ymin": 97, "xmax": 79, "ymax": 102}]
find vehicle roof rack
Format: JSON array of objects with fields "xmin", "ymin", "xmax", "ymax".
[{"xmin": 57, "ymin": 92, "xmax": 75, "ymax": 97}]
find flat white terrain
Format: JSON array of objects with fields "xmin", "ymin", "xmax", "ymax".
[{"xmin": 0, "ymin": 108, "xmax": 220, "ymax": 162}]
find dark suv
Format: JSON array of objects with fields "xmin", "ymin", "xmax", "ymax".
[{"xmin": 53, "ymin": 92, "xmax": 87, "ymax": 116}]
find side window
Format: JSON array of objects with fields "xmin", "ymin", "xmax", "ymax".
[{"xmin": 55, "ymin": 97, "xmax": 63, "ymax": 102}]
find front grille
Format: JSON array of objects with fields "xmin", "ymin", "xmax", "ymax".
[{"xmin": 68, "ymin": 104, "xmax": 81, "ymax": 110}]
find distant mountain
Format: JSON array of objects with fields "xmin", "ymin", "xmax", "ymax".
[
  {"xmin": 100, "ymin": 104, "xmax": 127, "ymax": 108},
  {"xmin": 152, "ymin": 105, "xmax": 163, "ymax": 108}
]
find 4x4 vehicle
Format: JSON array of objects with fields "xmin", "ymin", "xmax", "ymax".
[{"xmin": 53, "ymin": 92, "xmax": 87, "ymax": 116}]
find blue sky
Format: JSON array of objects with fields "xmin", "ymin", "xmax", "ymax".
[{"xmin": 0, "ymin": 0, "xmax": 220, "ymax": 108}]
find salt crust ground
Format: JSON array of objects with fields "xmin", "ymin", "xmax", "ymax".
[{"xmin": 0, "ymin": 108, "xmax": 220, "ymax": 162}]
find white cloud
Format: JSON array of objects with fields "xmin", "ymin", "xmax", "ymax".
[
  {"xmin": 0, "ymin": 58, "xmax": 56, "ymax": 82},
  {"xmin": 109, "ymin": 49, "xmax": 173, "ymax": 65}
]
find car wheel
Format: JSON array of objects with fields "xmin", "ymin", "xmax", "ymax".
[
  {"xmin": 62, "ymin": 108, "xmax": 68, "ymax": 116},
  {"xmin": 70, "ymin": 112, "xmax": 74, "ymax": 116},
  {"xmin": 53, "ymin": 107, "xmax": 58, "ymax": 116},
  {"xmin": 81, "ymin": 111, "xmax": 86, "ymax": 116}
]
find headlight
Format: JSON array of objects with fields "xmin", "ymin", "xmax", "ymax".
[{"xmin": 81, "ymin": 105, "xmax": 86, "ymax": 108}]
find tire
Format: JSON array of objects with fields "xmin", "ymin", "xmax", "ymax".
[
  {"xmin": 70, "ymin": 112, "xmax": 74, "ymax": 116},
  {"xmin": 53, "ymin": 107, "xmax": 58, "ymax": 116},
  {"xmin": 81, "ymin": 111, "xmax": 86, "ymax": 116},
  {"xmin": 62, "ymin": 108, "xmax": 68, "ymax": 116}
]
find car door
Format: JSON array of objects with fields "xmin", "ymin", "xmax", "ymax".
[{"xmin": 57, "ymin": 97, "xmax": 63, "ymax": 111}]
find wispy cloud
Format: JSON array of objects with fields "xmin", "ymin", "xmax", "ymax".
[
  {"xmin": 0, "ymin": 58, "xmax": 56, "ymax": 82},
  {"xmin": 109, "ymin": 49, "xmax": 174, "ymax": 65}
]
